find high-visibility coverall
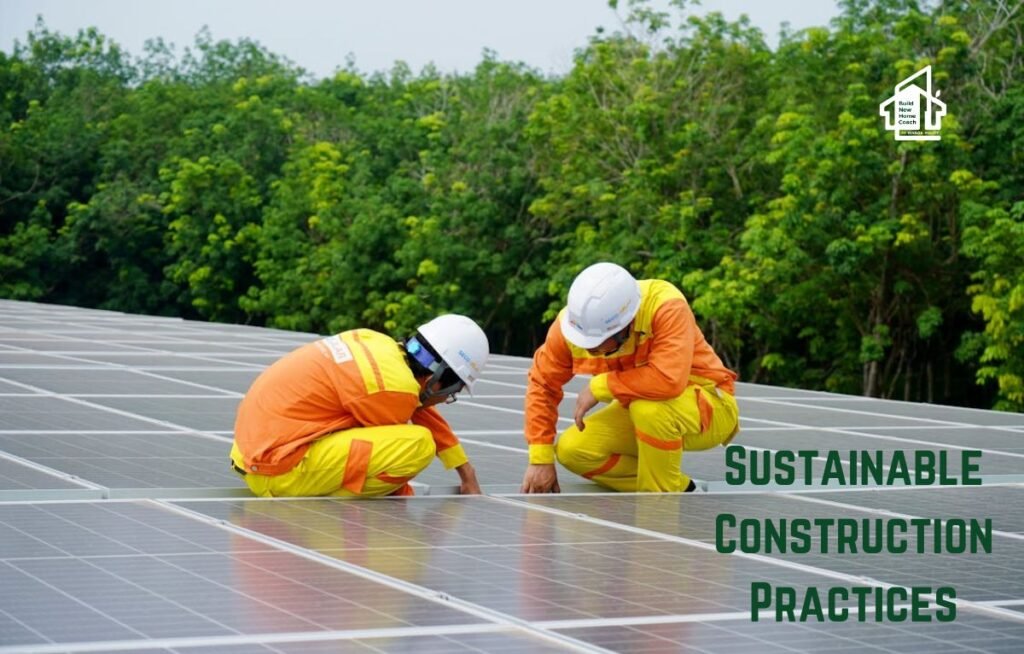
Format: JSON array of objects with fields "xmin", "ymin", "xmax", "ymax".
[
  {"xmin": 231, "ymin": 329, "xmax": 468, "ymax": 497},
  {"xmin": 525, "ymin": 279, "xmax": 740, "ymax": 492}
]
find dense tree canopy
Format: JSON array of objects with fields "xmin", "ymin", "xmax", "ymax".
[{"xmin": 1, "ymin": 1, "xmax": 1022, "ymax": 410}]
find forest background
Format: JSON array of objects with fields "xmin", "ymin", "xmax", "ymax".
[{"xmin": 1, "ymin": 0, "xmax": 1022, "ymax": 411}]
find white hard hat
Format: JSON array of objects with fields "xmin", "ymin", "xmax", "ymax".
[
  {"xmin": 560, "ymin": 262, "xmax": 641, "ymax": 349},
  {"xmin": 414, "ymin": 314, "xmax": 489, "ymax": 390}
]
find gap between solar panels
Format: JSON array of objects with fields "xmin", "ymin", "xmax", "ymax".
[
  {"xmin": 1, "ymin": 410, "xmax": 1021, "ymax": 499},
  {"xmin": 3, "ymin": 302, "xmax": 1024, "ymax": 645},
  {"xmin": 6, "ymin": 304, "xmax": 1024, "ymax": 497},
  {"xmin": 150, "ymin": 499, "xmax": 617, "ymax": 654},
  {"xmin": 0, "ymin": 626, "xmax": 515, "ymax": 654},
  {"xmin": 486, "ymin": 494, "xmax": 1024, "ymax": 626}
]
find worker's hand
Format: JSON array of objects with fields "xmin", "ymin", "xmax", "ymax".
[
  {"xmin": 574, "ymin": 383, "xmax": 599, "ymax": 431},
  {"xmin": 456, "ymin": 462, "xmax": 482, "ymax": 495},
  {"xmin": 520, "ymin": 464, "xmax": 560, "ymax": 493}
]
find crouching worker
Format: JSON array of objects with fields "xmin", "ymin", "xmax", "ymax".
[
  {"xmin": 231, "ymin": 315, "xmax": 488, "ymax": 497},
  {"xmin": 521, "ymin": 263, "xmax": 740, "ymax": 494}
]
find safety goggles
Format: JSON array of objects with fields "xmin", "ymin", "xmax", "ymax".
[
  {"xmin": 407, "ymin": 336, "xmax": 465, "ymax": 403},
  {"xmin": 429, "ymin": 375, "xmax": 465, "ymax": 404},
  {"xmin": 441, "ymin": 384, "xmax": 464, "ymax": 404}
]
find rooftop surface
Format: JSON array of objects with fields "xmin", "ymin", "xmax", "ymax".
[{"xmin": 1, "ymin": 299, "xmax": 1022, "ymax": 653}]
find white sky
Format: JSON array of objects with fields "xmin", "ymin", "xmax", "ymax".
[{"xmin": 0, "ymin": 1, "xmax": 840, "ymax": 78}]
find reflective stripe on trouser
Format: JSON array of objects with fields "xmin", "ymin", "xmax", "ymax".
[
  {"xmin": 556, "ymin": 377, "xmax": 740, "ymax": 492},
  {"xmin": 230, "ymin": 425, "xmax": 435, "ymax": 497}
]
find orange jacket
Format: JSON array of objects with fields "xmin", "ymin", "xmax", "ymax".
[
  {"xmin": 524, "ymin": 279, "xmax": 737, "ymax": 463},
  {"xmin": 234, "ymin": 329, "xmax": 467, "ymax": 476}
]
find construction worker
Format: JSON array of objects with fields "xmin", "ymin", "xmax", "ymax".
[
  {"xmin": 521, "ymin": 262, "xmax": 739, "ymax": 493},
  {"xmin": 231, "ymin": 314, "xmax": 488, "ymax": 497}
]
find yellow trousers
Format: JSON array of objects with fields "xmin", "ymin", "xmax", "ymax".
[
  {"xmin": 230, "ymin": 425, "xmax": 435, "ymax": 497},
  {"xmin": 556, "ymin": 378, "xmax": 739, "ymax": 492}
]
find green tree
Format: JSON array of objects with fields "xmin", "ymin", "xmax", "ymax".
[
  {"xmin": 526, "ymin": 2, "xmax": 771, "ymax": 360},
  {"xmin": 1, "ymin": 5, "xmax": 1022, "ymax": 410}
]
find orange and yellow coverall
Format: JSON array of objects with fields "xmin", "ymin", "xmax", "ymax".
[
  {"xmin": 232, "ymin": 329, "xmax": 468, "ymax": 497},
  {"xmin": 525, "ymin": 279, "xmax": 740, "ymax": 492}
]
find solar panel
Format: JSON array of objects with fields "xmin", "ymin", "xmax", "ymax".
[{"xmin": 1, "ymin": 298, "xmax": 1022, "ymax": 653}]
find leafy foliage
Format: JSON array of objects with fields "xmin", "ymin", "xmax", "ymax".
[{"xmin": 1, "ymin": 1, "xmax": 1022, "ymax": 410}]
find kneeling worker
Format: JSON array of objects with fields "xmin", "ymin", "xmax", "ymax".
[
  {"xmin": 232, "ymin": 314, "xmax": 488, "ymax": 497},
  {"xmin": 521, "ymin": 263, "xmax": 739, "ymax": 493}
]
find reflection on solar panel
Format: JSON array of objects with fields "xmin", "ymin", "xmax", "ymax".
[{"xmin": 1, "ymin": 299, "xmax": 1022, "ymax": 653}]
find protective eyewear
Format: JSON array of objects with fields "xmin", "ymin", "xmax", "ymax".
[{"xmin": 407, "ymin": 336, "xmax": 466, "ymax": 403}]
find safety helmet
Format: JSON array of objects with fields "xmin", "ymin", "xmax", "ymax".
[
  {"xmin": 560, "ymin": 262, "xmax": 641, "ymax": 349},
  {"xmin": 406, "ymin": 314, "xmax": 489, "ymax": 400}
]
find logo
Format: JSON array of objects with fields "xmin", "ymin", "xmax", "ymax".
[
  {"xmin": 603, "ymin": 301, "xmax": 632, "ymax": 325},
  {"xmin": 879, "ymin": 65, "xmax": 946, "ymax": 141},
  {"xmin": 319, "ymin": 336, "xmax": 353, "ymax": 364}
]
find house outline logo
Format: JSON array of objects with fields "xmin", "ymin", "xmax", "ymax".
[{"xmin": 879, "ymin": 65, "xmax": 946, "ymax": 141}]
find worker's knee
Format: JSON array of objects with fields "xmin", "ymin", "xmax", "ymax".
[
  {"xmin": 409, "ymin": 426, "xmax": 436, "ymax": 471},
  {"xmin": 555, "ymin": 426, "xmax": 587, "ymax": 471},
  {"xmin": 628, "ymin": 399, "xmax": 674, "ymax": 436}
]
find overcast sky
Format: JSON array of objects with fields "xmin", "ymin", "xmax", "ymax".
[{"xmin": 0, "ymin": 1, "xmax": 840, "ymax": 78}]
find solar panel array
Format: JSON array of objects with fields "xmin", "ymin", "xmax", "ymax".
[{"xmin": 1, "ymin": 298, "xmax": 1022, "ymax": 653}]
